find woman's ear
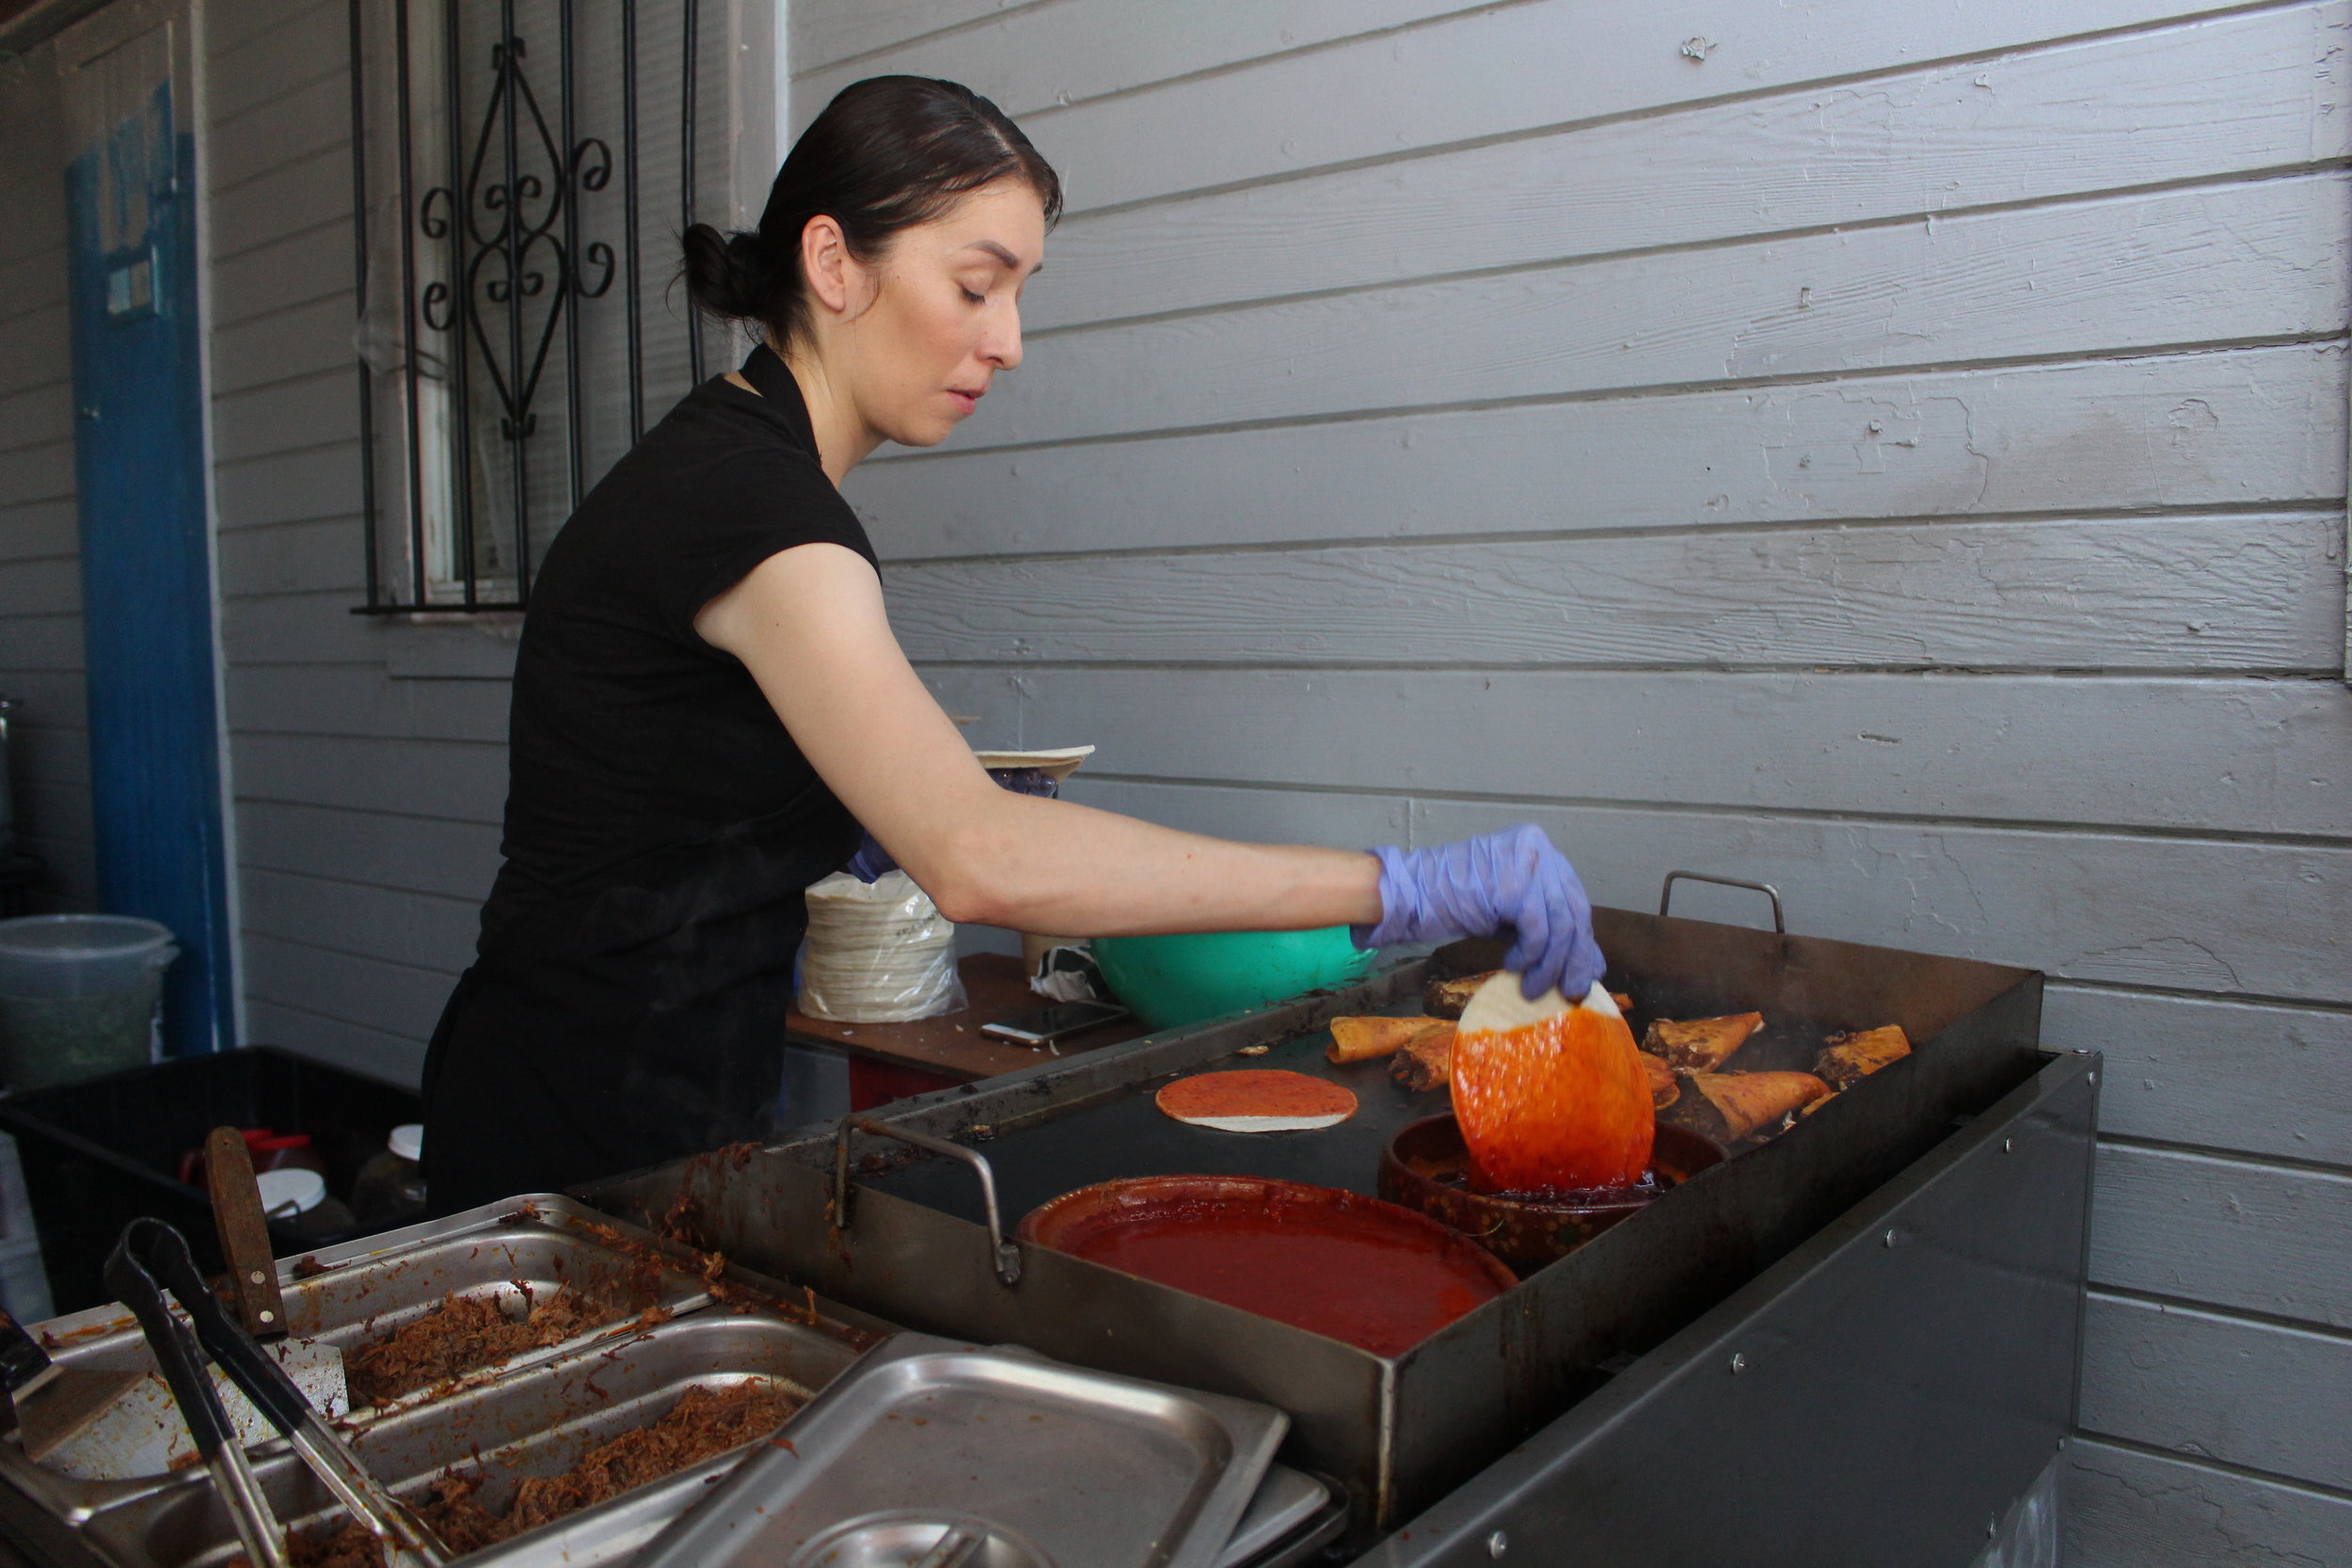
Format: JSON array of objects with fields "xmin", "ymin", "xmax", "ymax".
[{"xmin": 800, "ymin": 214, "xmax": 854, "ymax": 316}]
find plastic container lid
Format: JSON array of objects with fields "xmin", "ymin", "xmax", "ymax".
[
  {"xmin": 0, "ymin": 915, "xmax": 175, "ymax": 962},
  {"xmin": 256, "ymin": 1167, "xmax": 326, "ymax": 1216},
  {"xmin": 0, "ymin": 915, "xmax": 178, "ymax": 1000},
  {"xmin": 388, "ymin": 1123, "xmax": 423, "ymax": 1162}
]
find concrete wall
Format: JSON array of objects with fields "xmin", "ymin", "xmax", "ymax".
[{"xmin": 803, "ymin": 2, "xmax": 2352, "ymax": 1563}]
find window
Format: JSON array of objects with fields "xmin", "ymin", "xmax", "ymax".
[{"xmin": 347, "ymin": 0, "xmax": 738, "ymax": 610}]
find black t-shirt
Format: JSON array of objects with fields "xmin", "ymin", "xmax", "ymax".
[
  {"xmin": 424, "ymin": 345, "xmax": 871, "ymax": 1209},
  {"xmin": 484, "ymin": 343, "xmax": 873, "ymax": 974}
]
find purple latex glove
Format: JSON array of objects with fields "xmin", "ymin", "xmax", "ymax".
[
  {"xmin": 843, "ymin": 833, "xmax": 898, "ymax": 882},
  {"xmin": 844, "ymin": 768, "xmax": 1065, "ymax": 883},
  {"xmin": 1351, "ymin": 824, "xmax": 1605, "ymax": 1002}
]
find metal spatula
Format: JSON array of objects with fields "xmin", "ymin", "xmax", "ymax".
[{"xmin": 0, "ymin": 1307, "xmax": 146, "ymax": 1463}]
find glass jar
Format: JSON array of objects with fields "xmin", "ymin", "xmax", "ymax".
[
  {"xmin": 350, "ymin": 1123, "xmax": 428, "ymax": 1229},
  {"xmin": 255, "ymin": 1167, "xmax": 357, "ymax": 1242},
  {"xmin": 248, "ymin": 1131, "xmax": 327, "ymax": 1179}
]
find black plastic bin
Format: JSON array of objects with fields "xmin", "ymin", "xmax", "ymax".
[{"xmin": 0, "ymin": 1047, "xmax": 421, "ymax": 1313}]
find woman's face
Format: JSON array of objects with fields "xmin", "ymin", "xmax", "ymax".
[{"xmin": 826, "ymin": 179, "xmax": 1047, "ymax": 450}]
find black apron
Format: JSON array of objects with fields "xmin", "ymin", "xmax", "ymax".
[{"xmin": 422, "ymin": 346, "xmax": 870, "ymax": 1212}]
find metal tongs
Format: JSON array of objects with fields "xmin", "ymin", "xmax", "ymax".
[{"xmin": 103, "ymin": 1218, "xmax": 448, "ymax": 1568}]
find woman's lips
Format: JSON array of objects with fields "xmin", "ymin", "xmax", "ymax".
[{"xmin": 946, "ymin": 388, "xmax": 981, "ymax": 416}]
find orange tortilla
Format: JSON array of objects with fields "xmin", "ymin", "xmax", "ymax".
[
  {"xmin": 1390, "ymin": 1024, "xmax": 1457, "ymax": 1092},
  {"xmin": 1640, "ymin": 1052, "xmax": 1680, "ymax": 1110},
  {"xmin": 1684, "ymin": 1071, "xmax": 1830, "ymax": 1141},
  {"xmin": 1643, "ymin": 1013, "xmax": 1764, "ymax": 1072},
  {"xmin": 1156, "ymin": 1069, "xmax": 1359, "ymax": 1132},
  {"xmin": 1327, "ymin": 1015, "xmax": 1446, "ymax": 1064},
  {"xmin": 1814, "ymin": 1025, "xmax": 1912, "ymax": 1090}
]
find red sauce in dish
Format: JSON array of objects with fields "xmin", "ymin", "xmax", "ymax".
[{"xmin": 1047, "ymin": 1194, "xmax": 1506, "ymax": 1357}]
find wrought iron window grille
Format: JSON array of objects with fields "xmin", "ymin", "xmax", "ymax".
[{"xmin": 347, "ymin": 0, "xmax": 713, "ymax": 614}]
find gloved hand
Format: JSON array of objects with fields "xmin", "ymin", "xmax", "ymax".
[
  {"xmin": 843, "ymin": 832, "xmax": 898, "ymax": 882},
  {"xmin": 1352, "ymin": 824, "xmax": 1605, "ymax": 1002}
]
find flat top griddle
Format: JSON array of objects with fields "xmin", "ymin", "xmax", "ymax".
[
  {"xmin": 863, "ymin": 974, "xmax": 1850, "ymax": 1232},
  {"xmin": 584, "ymin": 912, "xmax": 2047, "ymax": 1538},
  {"xmin": 864, "ymin": 1015, "xmax": 1448, "ymax": 1225}
]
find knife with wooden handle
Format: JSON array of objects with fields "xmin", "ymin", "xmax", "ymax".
[{"xmin": 206, "ymin": 1127, "xmax": 290, "ymax": 1338}]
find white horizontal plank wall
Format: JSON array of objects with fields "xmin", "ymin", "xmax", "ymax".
[
  {"xmin": 199, "ymin": 0, "xmax": 773, "ymax": 1088},
  {"xmin": 197, "ymin": 0, "xmax": 505, "ymax": 1089},
  {"xmin": 807, "ymin": 1, "xmax": 2352, "ymax": 1560},
  {"xmin": 0, "ymin": 46, "xmax": 98, "ymax": 912}
]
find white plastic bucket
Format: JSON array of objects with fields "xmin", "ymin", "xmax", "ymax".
[{"xmin": 0, "ymin": 915, "xmax": 178, "ymax": 1091}]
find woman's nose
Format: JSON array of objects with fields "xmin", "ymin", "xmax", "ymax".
[{"xmin": 982, "ymin": 300, "xmax": 1024, "ymax": 371}]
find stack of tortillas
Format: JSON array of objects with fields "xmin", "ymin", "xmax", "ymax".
[
  {"xmin": 1155, "ymin": 1069, "xmax": 1358, "ymax": 1132},
  {"xmin": 799, "ymin": 870, "xmax": 963, "ymax": 1022}
]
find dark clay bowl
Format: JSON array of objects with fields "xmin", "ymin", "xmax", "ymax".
[{"xmin": 1377, "ymin": 1115, "xmax": 1726, "ymax": 1275}]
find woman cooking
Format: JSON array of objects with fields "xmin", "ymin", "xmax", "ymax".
[{"xmin": 421, "ymin": 76, "xmax": 1607, "ymax": 1212}]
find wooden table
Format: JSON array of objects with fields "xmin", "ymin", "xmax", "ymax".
[{"xmin": 786, "ymin": 952, "xmax": 1149, "ymax": 1108}]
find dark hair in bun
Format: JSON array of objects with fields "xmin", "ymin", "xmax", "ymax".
[{"xmin": 681, "ymin": 76, "xmax": 1061, "ymax": 351}]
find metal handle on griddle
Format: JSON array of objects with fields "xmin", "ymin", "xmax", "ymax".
[
  {"xmin": 1659, "ymin": 870, "xmax": 1786, "ymax": 933},
  {"xmin": 833, "ymin": 1117, "xmax": 1023, "ymax": 1287}
]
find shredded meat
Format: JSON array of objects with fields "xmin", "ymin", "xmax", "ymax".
[
  {"xmin": 500, "ymin": 1383, "xmax": 801, "ymax": 1535},
  {"xmin": 345, "ymin": 1289, "xmax": 622, "ymax": 1406},
  {"xmin": 413, "ymin": 1471, "xmax": 511, "ymax": 1557},
  {"xmin": 267, "ymin": 1383, "xmax": 801, "ymax": 1568},
  {"xmin": 263, "ymin": 1521, "xmax": 378, "ymax": 1568}
]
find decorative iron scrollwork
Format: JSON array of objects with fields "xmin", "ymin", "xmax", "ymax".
[
  {"xmin": 353, "ymin": 0, "xmax": 701, "ymax": 611},
  {"xmin": 416, "ymin": 34, "xmax": 612, "ymax": 445}
]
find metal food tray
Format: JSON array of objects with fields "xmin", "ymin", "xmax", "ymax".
[
  {"xmin": 632, "ymin": 1334, "xmax": 1290, "ymax": 1568},
  {"xmin": 276, "ymin": 1196, "xmax": 723, "ymax": 1412},
  {"xmin": 0, "ymin": 1196, "xmax": 884, "ymax": 1567},
  {"xmin": 11, "ymin": 1196, "xmax": 718, "ymax": 1440},
  {"xmin": 75, "ymin": 1312, "xmax": 859, "ymax": 1567}
]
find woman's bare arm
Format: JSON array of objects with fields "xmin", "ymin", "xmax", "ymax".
[{"xmin": 695, "ymin": 543, "xmax": 1382, "ymax": 935}]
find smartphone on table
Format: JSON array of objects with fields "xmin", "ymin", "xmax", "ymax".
[{"xmin": 978, "ymin": 1001, "xmax": 1130, "ymax": 1047}]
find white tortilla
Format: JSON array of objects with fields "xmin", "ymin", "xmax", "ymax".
[
  {"xmin": 1170, "ymin": 1112, "xmax": 1354, "ymax": 1133},
  {"xmin": 1457, "ymin": 974, "xmax": 1617, "ymax": 1036},
  {"xmin": 974, "ymin": 746, "xmax": 1095, "ymax": 783}
]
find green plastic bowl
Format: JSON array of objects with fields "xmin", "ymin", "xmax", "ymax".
[{"xmin": 1091, "ymin": 927, "xmax": 1375, "ymax": 1031}]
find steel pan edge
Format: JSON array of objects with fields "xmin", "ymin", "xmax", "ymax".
[{"xmin": 1350, "ymin": 1050, "xmax": 2098, "ymax": 1568}]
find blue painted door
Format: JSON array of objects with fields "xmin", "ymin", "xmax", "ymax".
[{"xmin": 62, "ymin": 15, "xmax": 234, "ymax": 1056}]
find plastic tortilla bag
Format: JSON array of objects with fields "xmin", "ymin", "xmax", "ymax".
[{"xmin": 798, "ymin": 871, "xmax": 966, "ymax": 1022}]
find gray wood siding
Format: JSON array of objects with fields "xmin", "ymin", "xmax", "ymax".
[
  {"xmin": 3, "ymin": 2, "xmax": 2332, "ymax": 1556},
  {"xmin": 195, "ymin": 0, "xmax": 502, "ymax": 1089},
  {"xmin": 0, "ymin": 46, "xmax": 96, "ymax": 911},
  {"xmin": 192, "ymin": 0, "xmax": 760, "ymax": 1089},
  {"xmin": 807, "ymin": 2, "xmax": 2352, "ymax": 1561}
]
